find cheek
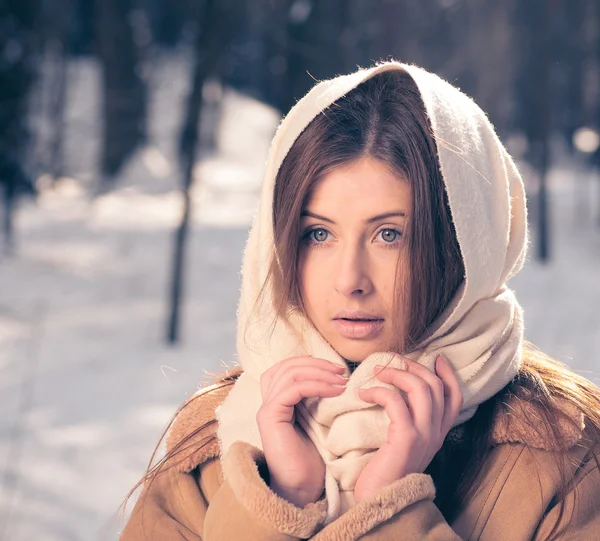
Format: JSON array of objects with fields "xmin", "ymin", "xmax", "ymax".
[
  {"xmin": 375, "ymin": 254, "xmax": 406, "ymax": 291},
  {"xmin": 298, "ymin": 254, "xmax": 328, "ymax": 314},
  {"xmin": 376, "ymin": 263, "xmax": 396, "ymax": 293}
]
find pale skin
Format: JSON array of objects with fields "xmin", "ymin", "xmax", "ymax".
[{"xmin": 256, "ymin": 157, "xmax": 464, "ymax": 507}]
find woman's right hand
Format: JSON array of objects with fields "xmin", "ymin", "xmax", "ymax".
[{"xmin": 257, "ymin": 356, "xmax": 348, "ymax": 508}]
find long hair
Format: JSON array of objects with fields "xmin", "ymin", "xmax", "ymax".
[
  {"xmin": 256, "ymin": 68, "xmax": 464, "ymax": 355},
  {"xmin": 123, "ymin": 69, "xmax": 600, "ymax": 541}
]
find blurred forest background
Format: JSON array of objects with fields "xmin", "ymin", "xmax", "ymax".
[
  {"xmin": 3, "ymin": 0, "xmax": 600, "ymax": 258},
  {"xmin": 1, "ymin": 0, "xmax": 600, "ymax": 540}
]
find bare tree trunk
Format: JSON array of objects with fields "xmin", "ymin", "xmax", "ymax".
[
  {"xmin": 562, "ymin": 0, "xmax": 585, "ymax": 153},
  {"xmin": 48, "ymin": 46, "xmax": 67, "ymax": 180},
  {"xmin": 45, "ymin": 0, "xmax": 74, "ymax": 181},
  {"xmin": 515, "ymin": 0, "xmax": 555, "ymax": 261},
  {"xmin": 166, "ymin": 0, "xmax": 237, "ymax": 344},
  {"xmin": 95, "ymin": 0, "xmax": 147, "ymax": 181},
  {"xmin": 2, "ymin": 183, "xmax": 15, "ymax": 256},
  {"xmin": 0, "ymin": 0, "xmax": 39, "ymax": 254},
  {"xmin": 534, "ymin": 1, "xmax": 554, "ymax": 262}
]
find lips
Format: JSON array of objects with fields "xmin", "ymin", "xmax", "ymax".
[
  {"xmin": 334, "ymin": 310, "xmax": 383, "ymax": 321},
  {"xmin": 333, "ymin": 313, "xmax": 384, "ymax": 339}
]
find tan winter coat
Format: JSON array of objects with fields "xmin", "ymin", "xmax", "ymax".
[{"xmin": 120, "ymin": 379, "xmax": 600, "ymax": 541}]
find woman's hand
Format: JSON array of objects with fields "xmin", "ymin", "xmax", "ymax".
[
  {"xmin": 353, "ymin": 355, "xmax": 463, "ymax": 503},
  {"xmin": 257, "ymin": 356, "xmax": 348, "ymax": 508}
]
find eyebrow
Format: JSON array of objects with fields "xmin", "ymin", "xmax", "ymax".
[{"xmin": 300, "ymin": 210, "xmax": 406, "ymax": 224}]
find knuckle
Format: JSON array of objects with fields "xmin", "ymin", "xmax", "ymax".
[
  {"xmin": 285, "ymin": 367, "xmax": 301, "ymax": 381},
  {"xmin": 294, "ymin": 380, "xmax": 307, "ymax": 393},
  {"xmin": 389, "ymin": 392, "xmax": 405, "ymax": 405},
  {"xmin": 414, "ymin": 379, "xmax": 429, "ymax": 394},
  {"xmin": 404, "ymin": 428, "xmax": 420, "ymax": 445},
  {"xmin": 256, "ymin": 408, "xmax": 268, "ymax": 425}
]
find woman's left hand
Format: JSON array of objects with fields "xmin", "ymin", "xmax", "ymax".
[{"xmin": 354, "ymin": 354, "xmax": 463, "ymax": 503}]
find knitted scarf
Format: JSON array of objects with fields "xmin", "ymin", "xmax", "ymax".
[{"xmin": 216, "ymin": 62, "xmax": 528, "ymax": 522}]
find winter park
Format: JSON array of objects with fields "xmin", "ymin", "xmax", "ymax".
[{"xmin": 1, "ymin": 2, "xmax": 600, "ymax": 540}]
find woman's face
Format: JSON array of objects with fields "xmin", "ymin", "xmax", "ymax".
[{"xmin": 298, "ymin": 157, "xmax": 412, "ymax": 362}]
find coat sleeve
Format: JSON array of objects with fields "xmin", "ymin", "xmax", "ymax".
[
  {"xmin": 119, "ymin": 442, "xmax": 329, "ymax": 541},
  {"xmin": 310, "ymin": 471, "xmax": 461, "ymax": 540},
  {"xmin": 203, "ymin": 441, "xmax": 328, "ymax": 540},
  {"xmin": 355, "ymin": 500, "xmax": 462, "ymax": 540},
  {"xmin": 119, "ymin": 439, "xmax": 464, "ymax": 541},
  {"xmin": 118, "ymin": 466, "xmax": 207, "ymax": 541},
  {"xmin": 215, "ymin": 441, "xmax": 461, "ymax": 541}
]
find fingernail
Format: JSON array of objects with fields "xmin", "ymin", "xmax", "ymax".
[
  {"xmin": 436, "ymin": 355, "xmax": 448, "ymax": 372},
  {"xmin": 332, "ymin": 383, "xmax": 347, "ymax": 388},
  {"xmin": 336, "ymin": 374, "xmax": 349, "ymax": 380}
]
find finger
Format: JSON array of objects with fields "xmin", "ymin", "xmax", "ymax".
[
  {"xmin": 405, "ymin": 358, "xmax": 445, "ymax": 433},
  {"xmin": 264, "ymin": 366, "xmax": 349, "ymax": 401},
  {"xmin": 266, "ymin": 380, "xmax": 346, "ymax": 413},
  {"xmin": 374, "ymin": 366, "xmax": 433, "ymax": 434},
  {"xmin": 265, "ymin": 357, "xmax": 345, "ymax": 388},
  {"xmin": 259, "ymin": 381, "xmax": 346, "ymax": 425},
  {"xmin": 357, "ymin": 386, "xmax": 412, "ymax": 427},
  {"xmin": 435, "ymin": 355, "xmax": 464, "ymax": 434},
  {"xmin": 261, "ymin": 357, "xmax": 345, "ymax": 394},
  {"xmin": 263, "ymin": 361, "xmax": 347, "ymax": 400}
]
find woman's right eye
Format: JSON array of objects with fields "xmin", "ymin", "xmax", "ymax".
[{"xmin": 303, "ymin": 227, "xmax": 329, "ymax": 244}]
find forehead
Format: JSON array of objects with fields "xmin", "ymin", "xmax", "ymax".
[{"xmin": 304, "ymin": 158, "xmax": 411, "ymax": 212}]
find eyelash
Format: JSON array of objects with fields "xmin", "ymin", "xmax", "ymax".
[{"xmin": 301, "ymin": 227, "xmax": 403, "ymax": 249}]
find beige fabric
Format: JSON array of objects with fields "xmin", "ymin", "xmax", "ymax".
[{"xmin": 216, "ymin": 61, "xmax": 528, "ymax": 522}]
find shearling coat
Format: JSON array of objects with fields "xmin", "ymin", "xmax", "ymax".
[{"xmin": 119, "ymin": 380, "xmax": 600, "ymax": 541}]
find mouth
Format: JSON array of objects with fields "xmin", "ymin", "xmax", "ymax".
[
  {"xmin": 338, "ymin": 317, "xmax": 381, "ymax": 321},
  {"xmin": 333, "ymin": 317, "xmax": 384, "ymax": 339}
]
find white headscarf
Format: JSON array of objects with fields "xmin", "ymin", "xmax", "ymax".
[{"xmin": 216, "ymin": 61, "xmax": 528, "ymax": 522}]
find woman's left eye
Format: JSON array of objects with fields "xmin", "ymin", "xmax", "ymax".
[{"xmin": 376, "ymin": 228, "xmax": 402, "ymax": 245}]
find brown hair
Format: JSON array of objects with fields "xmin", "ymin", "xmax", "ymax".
[
  {"xmin": 123, "ymin": 69, "xmax": 600, "ymax": 541},
  {"xmin": 258, "ymin": 68, "xmax": 464, "ymax": 354}
]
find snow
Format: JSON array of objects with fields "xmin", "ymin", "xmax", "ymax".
[
  {"xmin": 0, "ymin": 54, "xmax": 599, "ymax": 540},
  {"xmin": 509, "ymin": 160, "xmax": 600, "ymax": 378}
]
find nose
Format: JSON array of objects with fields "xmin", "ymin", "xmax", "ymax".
[{"xmin": 334, "ymin": 242, "xmax": 373, "ymax": 297}]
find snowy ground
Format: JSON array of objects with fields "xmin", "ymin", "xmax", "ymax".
[{"xmin": 0, "ymin": 54, "xmax": 599, "ymax": 540}]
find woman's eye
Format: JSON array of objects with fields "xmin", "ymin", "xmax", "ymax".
[
  {"xmin": 306, "ymin": 228, "xmax": 329, "ymax": 243},
  {"xmin": 377, "ymin": 228, "xmax": 402, "ymax": 244}
]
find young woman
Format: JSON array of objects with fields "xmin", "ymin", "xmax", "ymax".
[{"xmin": 120, "ymin": 62, "xmax": 600, "ymax": 540}]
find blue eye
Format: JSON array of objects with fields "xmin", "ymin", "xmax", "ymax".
[
  {"xmin": 378, "ymin": 228, "xmax": 402, "ymax": 243},
  {"xmin": 306, "ymin": 228, "xmax": 329, "ymax": 243}
]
